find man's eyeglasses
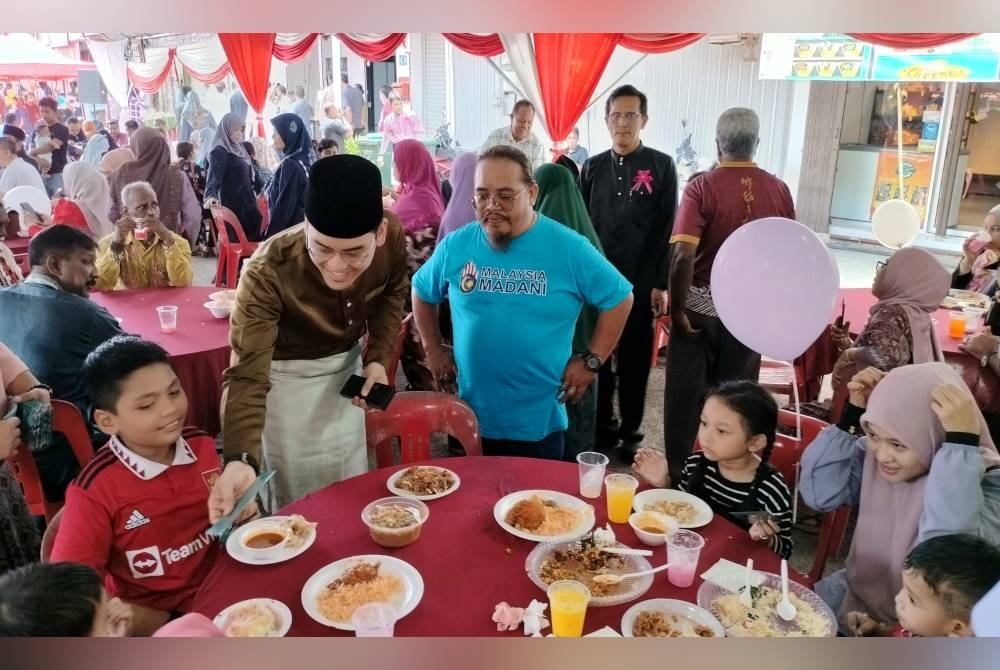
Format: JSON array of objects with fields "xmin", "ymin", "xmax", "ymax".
[
  {"xmin": 472, "ymin": 186, "xmax": 529, "ymax": 211},
  {"xmin": 308, "ymin": 237, "xmax": 375, "ymax": 265},
  {"xmin": 606, "ymin": 112, "xmax": 643, "ymax": 124},
  {"xmin": 875, "ymin": 260, "xmax": 887, "ymax": 273}
]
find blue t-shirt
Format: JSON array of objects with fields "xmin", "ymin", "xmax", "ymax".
[{"xmin": 413, "ymin": 214, "xmax": 633, "ymax": 441}]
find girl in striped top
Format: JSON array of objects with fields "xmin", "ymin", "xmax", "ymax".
[{"xmin": 634, "ymin": 380, "xmax": 793, "ymax": 558}]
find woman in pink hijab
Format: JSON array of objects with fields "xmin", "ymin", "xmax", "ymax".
[
  {"xmin": 800, "ymin": 362, "xmax": 1000, "ymax": 633},
  {"xmin": 385, "ymin": 139, "xmax": 444, "ymax": 391}
]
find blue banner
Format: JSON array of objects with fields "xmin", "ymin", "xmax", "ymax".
[{"xmin": 872, "ymin": 52, "xmax": 1000, "ymax": 81}]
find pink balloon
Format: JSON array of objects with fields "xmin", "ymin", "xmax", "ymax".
[{"xmin": 710, "ymin": 217, "xmax": 840, "ymax": 361}]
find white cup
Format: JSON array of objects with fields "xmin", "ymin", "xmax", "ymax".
[{"xmin": 576, "ymin": 451, "xmax": 609, "ymax": 499}]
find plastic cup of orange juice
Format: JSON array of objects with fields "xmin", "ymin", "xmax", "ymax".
[
  {"xmin": 948, "ymin": 311, "xmax": 967, "ymax": 339},
  {"xmin": 547, "ymin": 580, "xmax": 590, "ymax": 637},
  {"xmin": 604, "ymin": 473, "xmax": 639, "ymax": 524}
]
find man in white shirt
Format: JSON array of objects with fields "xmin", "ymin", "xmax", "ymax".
[
  {"xmin": 0, "ymin": 135, "xmax": 46, "ymax": 197},
  {"xmin": 480, "ymin": 100, "xmax": 546, "ymax": 171}
]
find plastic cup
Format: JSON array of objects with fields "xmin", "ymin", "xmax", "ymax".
[
  {"xmin": 604, "ymin": 473, "xmax": 639, "ymax": 524},
  {"xmin": 134, "ymin": 226, "xmax": 148, "ymax": 241},
  {"xmin": 156, "ymin": 305, "xmax": 178, "ymax": 334},
  {"xmin": 948, "ymin": 311, "xmax": 966, "ymax": 339},
  {"xmin": 547, "ymin": 580, "xmax": 590, "ymax": 637},
  {"xmin": 666, "ymin": 529, "xmax": 705, "ymax": 588},
  {"xmin": 963, "ymin": 307, "xmax": 985, "ymax": 333},
  {"xmin": 351, "ymin": 602, "xmax": 397, "ymax": 637},
  {"xmin": 576, "ymin": 451, "xmax": 609, "ymax": 499}
]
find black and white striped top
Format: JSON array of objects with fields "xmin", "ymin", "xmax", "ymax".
[{"xmin": 679, "ymin": 453, "xmax": 794, "ymax": 559}]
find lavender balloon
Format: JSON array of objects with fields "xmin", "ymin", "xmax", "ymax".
[{"xmin": 710, "ymin": 217, "xmax": 840, "ymax": 361}]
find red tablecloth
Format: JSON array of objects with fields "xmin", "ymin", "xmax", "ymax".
[
  {"xmin": 191, "ymin": 457, "xmax": 792, "ymax": 637},
  {"xmin": 91, "ymin": 286, "xmax": 230, "ymax": 435}
]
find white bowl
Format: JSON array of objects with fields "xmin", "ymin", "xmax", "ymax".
[
  {"xmin": 628, "ymin": 511, "xmax": 679, "ymax": 547},
  {"xmin": 209, "ymin": 289, "xmax": 237, "ymax": 303},
  {"xmin": 239, "ymin": 524, "xmax": 291, "ymax": 560},
  {"xmin": 204, "ymin": 301, "xmax": 233, "ymax": 319}
]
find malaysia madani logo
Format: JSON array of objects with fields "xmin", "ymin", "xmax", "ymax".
[{"xmin": 460, "ymin": 261, "xmax": 478, "ymax": 294}]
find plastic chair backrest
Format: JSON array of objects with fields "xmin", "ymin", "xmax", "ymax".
[
  {"xmin": 256, "ymin": 194, "xmax": 270, "ymax": 238},
  {"xmin": 210, "ymin": 204, "xmax": 255, "ymax": 251},
  {"xmin": 365, "ymin": 391, "xmax": 481, "ymax": 468},
  {"xmin": 40, "ymin": 507, "xmax": 64, "ymax": 561},
  {"xmin": 770, "ymin": 409, "xmax": 829, "ymax": 487},
  {"xmin": 809, "ymin": 506, "xmax": 852, "ymax": 585}
]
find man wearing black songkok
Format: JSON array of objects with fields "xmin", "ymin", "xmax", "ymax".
[
  {"xmin": 1, "ymin": 124, "xmax": 42, "ymax": 174},
  {"xmin": 210, "ymin": 155, "xmax": 409, "ymax": 513}
]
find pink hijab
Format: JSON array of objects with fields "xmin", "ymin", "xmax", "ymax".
[
  {"xmin": 845, "ymin": 362, "xmax": 1000, "ymax": 624},
  {"xmin": 871, "ymin": 247, "xmax": 950, "ymax": 364},
  {"xmin": 390, "ymin": 139, "xmax": 443, "ymax": 233}
]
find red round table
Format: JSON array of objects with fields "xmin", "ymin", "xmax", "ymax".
[
  {"xmin": 91, "ymin": 286, "xmax": 230, "ymax": 435},
  {"xmin": 191, "ymin": 457, "xmax": 791, "ymax": 637}
]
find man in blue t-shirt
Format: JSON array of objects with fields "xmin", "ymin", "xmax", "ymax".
[{"xmin": 412, "ymin": 146, "xmax": 634, "ymax": 460}]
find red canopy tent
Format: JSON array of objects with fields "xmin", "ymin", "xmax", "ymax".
[{"xmin": 0, "ymin": 33, "xmax": 97, "ymax": 80}]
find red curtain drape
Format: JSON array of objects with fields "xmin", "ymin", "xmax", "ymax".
[
  {"xmin": 273, "ymin": 34, "xmax": 319, "ymax": 63},
  {"xmin": 336, "ymin": 34, "xmax": 407, "ymax": 62},
  {"xmin": 127, "ymin": 49, "xmax": 176, "ymax": 94},
  {"xmin": 845, "ymin": 33, "xmax": 980, "ymax": 49},
  {"xmin": 442, "ymin": 33, "xmax": 505, "ymax": 57},
  {"xmin": 618, "ymin": 33, "xmax": 706, "ymax": 53},
  {"xmin": 534, "ymin": 33, "xmax": 620, "ymax": 146},
  {"xmin": 218, "ymin": 33, "xmax": 275, "ymax": 136}
]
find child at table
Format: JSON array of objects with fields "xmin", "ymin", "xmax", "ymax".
[
  {"xmin": 799, "ymin": 363, "xmax": 1000, "ymax": 634},
  {"xmin": 50, "ymin": 336, "xmax": 254, "ymax": 636},
  {"xmin": 0, "ymin": 561, "xmax": 224, "ymax": 637},
  {"xmin": 633, "ymin": 380, "xmax": 793, "ymax": 559},
  {"xmin": 846, "ymin": 533, "xmax": 1000, "ymax": 637}
]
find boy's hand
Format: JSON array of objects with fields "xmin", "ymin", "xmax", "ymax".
[
  {"xmin": 0, "ymin": 417, "xmax": 22, "ymax": 460},
  {"xmin": 106, "ymin": 598, "xmax": 133, "ymax": 637},
  {"xmin": 847, "ymin": 611, "xmax": 890, "ymax": 637},
  {"xmin": 208, "ymin": 461, "xmax": 260, "ymax": 524},
  {"xmin": 631, "ymin": 447, "xmax": 669, "ymax": 488}
]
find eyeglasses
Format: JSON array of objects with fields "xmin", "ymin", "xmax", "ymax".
[
  {"xmin": 472, "ymin": 186, "xmax": 529, "ymax": 211},
  {"xmin": 875, "ymin": 260, "xmax": 887, "ymax": 273},
  {"xmin": 308, "ymin": 237, "xmax": 375, "ymax": 266},
  {"xmin": 606, "ymin": 112, "xmax": 643, "ymax": 124}
]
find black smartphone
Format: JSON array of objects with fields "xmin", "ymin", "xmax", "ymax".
[
  {"xmin": 834, "ymin": 298, "xmax": 846, "ymax": 329},
  {"xmin": 19, "ymin": 202, "xmax": 41, "ymax": 223},
  {"xmin": 339, "ymin": 374, "xmax": 395, "ymax": 410}
]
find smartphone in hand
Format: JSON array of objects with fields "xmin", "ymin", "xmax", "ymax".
[
  {"xmin": 339, "ymin": 374, "xmax": 395, "ymax": 410},
  {"xmin": 729, "ymin": 510, "xmax": 777, "ymax": 525}
]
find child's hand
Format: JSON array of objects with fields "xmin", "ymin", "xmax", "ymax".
[
  {"xmin": 105, "ymin": 597, "xmax": 133, "ymax": 637},
  {"xmin": 749, "ymin": 518, "xmax": 780, "ymax": 542},
  {"xmin": 631, "ymin": 447, "xmax": 669, "ymax": 488},
  {"xmin": 0, "ymin": 417, "xmax": 21, "ymax": 460},
  {"xmin": 846, "ymin": 611, "xmax": 889, "ymax": 637},
  {"xmin": 846, "ymin": 367, "xmax": 885, "ymax": 408},
  {"xmin": 931, "ymin": 384, "xmax": 981, "ymax": 435}
]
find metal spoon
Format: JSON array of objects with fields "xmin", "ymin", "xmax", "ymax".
[
  {"xmin": 592, "ymin": 562, "xmax": 672, "ymax": 585},
  {"xmin": 739, "ymin": 558, "xmax": 754, "ymax": 607},
  {"xmin": 777, "ymin": 559, "xmax": 797, "ymax": 622}
]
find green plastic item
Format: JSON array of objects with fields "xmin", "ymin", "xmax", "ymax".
[{"xmin": 354, "ymin": 134, "xmax": 441, "ymax": 187}]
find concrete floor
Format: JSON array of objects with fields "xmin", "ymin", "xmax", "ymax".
[{"xmin": 189, "ymin": 244, "xmax": 941, "ymax": 578}]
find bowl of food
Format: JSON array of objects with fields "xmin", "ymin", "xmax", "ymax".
[
  {"xmin": 362, "ymin": 496, "xmax": 429, "ymax": 548},
  {"xmin": 209, "ymin": 289, "xmax": 237, "ymax": 303},
  {"xmin": 204, "ymin": 301, "xmax": 233, "ymax": 319},
  {"xmin": 213, "ymin": 598, "xmax": 292, "ymax": 637},
  {"xmin": 240, "ymin": 523, "xmax": 291, "ymax": 560},
  {"xmin": 628, "ymin": 510, "xmax": 679, "ymax": 547}
]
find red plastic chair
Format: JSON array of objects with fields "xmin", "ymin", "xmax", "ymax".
[
  {"xmin": 210, "ymin": 204, "xmax": 259, "ymax": 288},
  {"xmin": 365, "ymin": 391, "xmax": 482, "ymax": 468},
  {"xmin": 651, "ymin": 314, "xmax": 671, "ymax": 367},
  {"xmin": 40, "ymin": 507, "xmax": 63, "ymax": 561},
  {"xmin": 758, "ymin": 357, "xmax": 809, "ymax": 402},
  {"xmin": 256, "ymin": 194, "xmax": 270, "ymax": 238},
  {"xmin": 4, "ymin": 400, "xmax": 97, "ymax": 522}
]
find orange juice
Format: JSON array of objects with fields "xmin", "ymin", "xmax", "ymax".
[
  {"xmin": 547, "ymin": 581, "xmax": 590, "ymax": 637},
  {"xmin": 604, "ymin": 474, "xmax": 638, "ymax": 523},
  {"xmin": 948, "ymin": 312, "xmax": 966, "ymax": 338}
]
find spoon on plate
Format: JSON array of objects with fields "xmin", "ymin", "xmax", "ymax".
[
  {"xmin": 592, "ymin": 562, "xmax": 672, "ymax": 585},
  {"xmin": 777, "ymin": 559, "xmax": 797, "ymax": 622},
  {"xmin": 739, "ymin": 558, "xmax": 754, "ymax": 607}
]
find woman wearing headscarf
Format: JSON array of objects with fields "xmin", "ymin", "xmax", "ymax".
[
  {"xmin": 49, "ymin": 161, "xmax": 115, "ymax": 238},
  {"xmin": 179, "ymin": 87, "xmax": 203, "ymax": 142},
  {"xmin": 954, "ymin": 204, "xmax": 1000, "ymax": 294},
  {"xmin": 534, "ymin": 163, "xmax": 606, "ymax": 460},
  {"xmin": 264, "ymin": 113, "xmax": 312, "ymax": 239},
  {"xmin": 800, "ymin": 362, "xmax": 1000, "ymax": 633},
  {"xmin": 204, "ymin": 113, "xmax": 262, "ymax": 242},
  {"xmin": 79, "ymin": 121, "xmax": 117, "ymax": 166},
  {"xmin": 107, "ymin": 127, "xmax": 201, "ymax": 246},
  {"xmin": 98, "ymin": 146, "xmax": 134, "ymax": 175},
  {"xmin": 386, "ymin": 139, "xmax": 444, "ymax": 390},
  {"xmin": 436, "ymin": 151, "xmax": 478, "ymax": 242}
]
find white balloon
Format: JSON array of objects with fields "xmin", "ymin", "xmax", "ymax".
[{"xmin": 871, "ymin": 199, "xmax": 920, "ymax": 250}]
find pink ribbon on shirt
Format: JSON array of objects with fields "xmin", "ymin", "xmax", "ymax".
[{"xmin": 631, "ymin": 169, "xmax": 654, "ymax": 194}]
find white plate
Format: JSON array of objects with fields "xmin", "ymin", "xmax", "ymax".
[
  {"xmin": 386, "ymin": 465, "xmax": 461, "ymax": 501},
  {"xmin": 493, "ymin": 490, "xmax": 596, "ymax": 543},
  {"xmin": 632, "ymin": 489, "xmax": 713, "ymax": 529},
  {"xmin": 300, "ymin": 555, "xmax": 424, "ymax": 630},
  {"xmin": 225, "ymin": 516, "xmax": 317, "ymax": 565},
  {"xmin": 213, "ymin": 598, "xmax": 292, "ymax": 637},
  {"xmin": 621, "ymin": 598, "xmax": 725, "ymax": 638},
  {"xmin": 525, "ymin": 540, "xmax": 654, "ymax": 607}
]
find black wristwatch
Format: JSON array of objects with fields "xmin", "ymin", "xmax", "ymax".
[
  {"xmin": 581, "ymin": 351, "xmax": 603, "ymax": 373},
  {"xmin": 223, "ymin": 452, "xmax": 260, "ymax": 474},
  {"xmin": 26, "ymin": 383, "xmax": 53, "ymax": 394}
]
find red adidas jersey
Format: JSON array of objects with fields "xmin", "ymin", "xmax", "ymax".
[{"xmin": 51, "ymin": 435, "xmax": 222, "ymax": 613}]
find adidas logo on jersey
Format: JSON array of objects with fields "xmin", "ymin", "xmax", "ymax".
[{"xmin": 124, "ymin": 509, "xmax": 151, "ymax": 530}]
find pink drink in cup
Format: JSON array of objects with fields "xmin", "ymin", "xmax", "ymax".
[
  {"xmin": 156, "ymin": 305, "xmax": 178, "ymax": 334},
  {"xmin": 666, "ymin": 529, "xmax": 705, "ymax": 587},
  {"xmin": 968, "ymin": 230, "xmax": 990, "ymax": 255}
]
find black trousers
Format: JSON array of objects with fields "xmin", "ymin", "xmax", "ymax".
[
  {"xmin": 597, "ymin": 291, "xmax": 652, "ymax": 441},
  {"xmin": 663, "ymin": 310, "xmax": 761, "ymax": 482}
]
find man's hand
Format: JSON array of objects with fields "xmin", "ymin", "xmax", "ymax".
[
  {"xmin": 650, "ymin": 288, "xmax": 669, "ymax": 317},
  {"xmin": 12, "ymin": 386, "xmax": 51, "ymax": 405},
  {"xmin": 207, "ymin": 461, "xmax": 259, "ymax": 524},
  {"xmin": 931, "ymin": 384, "xmax": 981, "ymax": 434},
  {"xmin": 672, "ymin": 311, "xmax": 701, "ymax": 339},
  {"xmin": 0, "ymin": 417, "xmax": 21, "ymax": 460},
  {"xmin": 203, "ymin": 197, "xmax": 220, "ymax": 209},
  {"xmin": 846, "ymin": 367, "xmax": 886, "ymax": 409},
  {"xmin": 113, "ymin": 216, "xmax": 136, "ymax": 244},
  {"xmin": 558, "ymin": 357, "xmax": 596, "ymax": 404},
  {"xmin": 425, "ymin": 342, "xmax": 458, "ymax": 393},
  {"xmin": 144, "ymin": 216, "xmax": 173, "ymax": 246},
  {"xmin": 960, "ymin": 327, "xmax": 998, "ymax": 359},
  {"xmin": 352, "ymin": 362, "xmax": 388, "ymax": 410}
]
